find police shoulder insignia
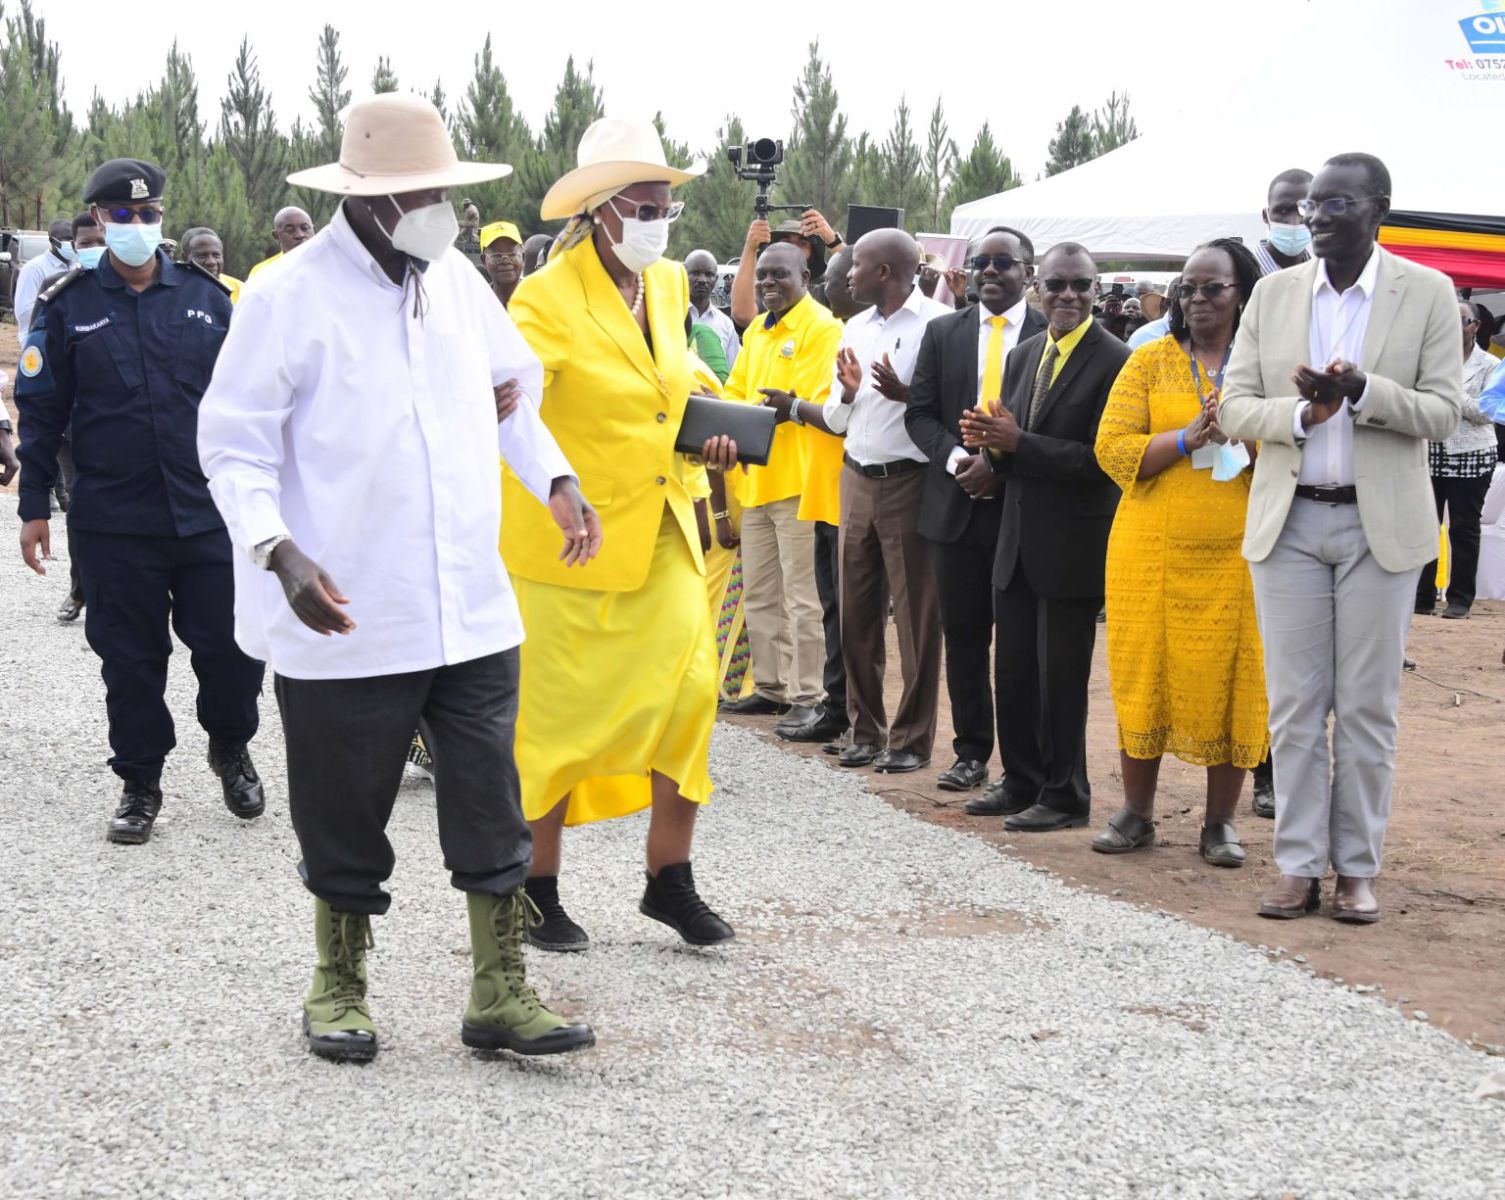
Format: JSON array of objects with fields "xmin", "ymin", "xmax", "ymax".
[
  {"xmin": 19, "ymin": 342, "xmax": 44, "ymax": 378},
  {"xmin": 183, "ymin": 259, "xmax": 232, "ymax": 296},
  {"xmin": 37, "ymin": 266, "xmax": 84, "ymax": 305}
]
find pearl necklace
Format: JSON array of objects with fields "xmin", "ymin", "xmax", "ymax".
[{"xmin": 631, "ymin": 273, "xmax": 645, "ymax": 319}]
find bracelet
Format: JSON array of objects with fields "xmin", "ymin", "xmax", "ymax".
[
  {"xmin": 711, "ymin": 510, "xmax": 730, "ymax": 521},
  {"xmin": 1176, "ymin": 428, "xmax": 1188, "ymax": 457}
]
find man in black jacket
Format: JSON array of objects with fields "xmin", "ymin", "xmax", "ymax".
[
  {"xmin": 962, "ymin": 241, "xmax": 1129, "ymax": 832},
  {"xmin": 906, "ymin": 228, "xmax": 1046, "ymax": 800}
]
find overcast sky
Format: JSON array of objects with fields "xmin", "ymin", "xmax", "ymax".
[{"xmin": 34, "ymin": 0, "xmax": 1315, "ymax": 180}]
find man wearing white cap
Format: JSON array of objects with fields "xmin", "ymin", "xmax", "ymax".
[{"xmin": 198, "ymin": 93, "xmax": 598, "ymax": 1063}]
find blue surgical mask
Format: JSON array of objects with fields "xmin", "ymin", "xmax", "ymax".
[
  {"xmin": 78, "ymin": 246, "xmax": 106, "ymax": 270},
  {"xmin": 1267, "ymin": 222, "xmax": 1312, "ymax": 257},
  {"xmin": 103, "ymin": 221, "xmax": 163, "ymax": 268},
  {"xmin": 57, "ymin": 241, "xmax": 77, "ymax": 264}
]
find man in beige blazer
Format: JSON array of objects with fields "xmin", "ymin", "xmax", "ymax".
[{"xmin": 1219, "ymin": 152, "xmax": 1461, "ymax": 926}]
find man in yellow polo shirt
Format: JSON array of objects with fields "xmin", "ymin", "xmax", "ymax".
[
  {"xmin": 246, "ymin": 206, "xmax": 315, "ymax": 280},
  {"xmin": 721, "ymin": 242, "xmax": 844, "ymax": 725},
  {"xmin": 479, "ymin": 220, "xmax": 525, "ymax": 307}
]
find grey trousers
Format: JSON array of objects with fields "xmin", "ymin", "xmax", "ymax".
[{"xmin": 1248, "ymin": 499, "xmax": 1419, "ymax": 878}]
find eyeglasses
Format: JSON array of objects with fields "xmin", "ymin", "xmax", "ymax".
[
  {"xmin": 612, "ymin": 197, "xmax": 684, "ymax": 223},
  {"xmin": 1296, "ymin": 195, "xmax": 1388, "ymax": 220},
  {"xmin": 1174, "ymin": 281, "xmax": 1238, "ymax": 301},
  {"xmin": 100, "ymin": 205, "xmax": 164, "ymax": 224},
  {"xmin": 484, "ymin": 247, "xmax": 523, "ymax": 261},
  {"xmin": 1040, "ymin": 277, "xmax": 1094, "ymax": 294},
  {"xmin": 967, "ymin": 254, "xmax": 1023, "ymax": 273},
  {"xmin": 1463, "ymin": 317, "xmax": 1480, "ymax": 327}
]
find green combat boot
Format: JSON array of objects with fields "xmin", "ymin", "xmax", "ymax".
[
  {"xmin": 461, "ymin": 891, "xmax": 596, "ymax": 1056},
  {"xmin": 303, "ymin": 900, "xmax": 378, "ymax": 1063}
]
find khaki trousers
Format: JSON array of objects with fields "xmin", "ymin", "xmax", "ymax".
[{"xmin": 739, "ymin": 496, "xmax": 825, "ymax": 706}]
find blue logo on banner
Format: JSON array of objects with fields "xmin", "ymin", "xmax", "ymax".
[{"xmin": 1461, "ymin": 11, "xmax": 1505, "ymax": 53}]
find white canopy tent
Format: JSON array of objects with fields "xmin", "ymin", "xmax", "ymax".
[{"xmin": 950, "ymin": 0, "xmax": 1505, "ymax": 262}]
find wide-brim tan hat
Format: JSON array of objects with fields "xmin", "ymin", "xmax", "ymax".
[
  {"xmin": 287, "ymin": 93, "xmax": 511, "ymax": 196},
  {"xmin": 540, "ymin": 117, "xmax": 704, "ymax": 221},
  {"xmin": 1140, "ymin": 291, "xmax": 1168, "ymax": 320}
]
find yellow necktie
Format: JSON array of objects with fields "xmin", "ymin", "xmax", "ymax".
[{"xmin": 980, "ymin": 315, "xmax": 1008, "ymax": 412}]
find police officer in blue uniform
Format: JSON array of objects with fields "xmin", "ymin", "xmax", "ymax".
[{"xmin": 15, "ymin": 157, "xmax": 267, "ymax": 845}]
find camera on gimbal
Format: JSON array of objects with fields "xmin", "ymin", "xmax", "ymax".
[{"xmin": 727, "ymin": 138, "xmax": 807, "ymax": 220}]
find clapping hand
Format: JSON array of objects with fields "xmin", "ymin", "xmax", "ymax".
[
  {"xmin": 870, "ymin": 354, "xmax": 907, "ymax": 403},
  {"xmin": 1292, "ymin": 359, "xmax": 1365, "ymax": 429},
  {"xmin": 960, "ymin": 401, "xmax": 1022, "ymax": 453},
  {"xmin": 836, "ymin": 348, "xmax": 863, "ymax": 401}
]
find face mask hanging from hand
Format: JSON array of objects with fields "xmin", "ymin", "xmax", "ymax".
[
  {"xmin": 601, "ymin": 195, "xmax": 670, "ymax": 273},
  {"xmin": 1266, "ymin": 222, "xmax": 1312, "ymax": 257},
  {"xmin": 379, "ymin": 195, "xmax": 460, "ymax": 263},
  {"xmin": 102, "ymin": 221, "xmax": 163, "ymax": 267}
]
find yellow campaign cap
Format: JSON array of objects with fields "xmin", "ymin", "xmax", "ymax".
[{"xmin": 480, "ymin": 220, "xmax": 523, "ymax": 250}]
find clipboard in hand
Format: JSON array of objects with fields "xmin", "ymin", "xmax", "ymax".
[{"xmin": 675, "ymin": 395, "xmax": 778, "ymax": 467}]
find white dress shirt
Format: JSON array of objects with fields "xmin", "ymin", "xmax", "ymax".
[
  {"xmin": 689, "ymin": 300, "xmax": 740, "ymax": 370},
  {"xmin": 946, "ymin": 296, "xmax": 1031, "ymax": 474},
  {"xmin": 824, "ymin": 286, "xmax": 950, "ymax": 466},
  {"xmin": 1296, "ymin": 247, "xmax": 1379, "ymax": 487},
  {"xmin": 14, "ymin": 248, "xmax": 71, "ymax": 334},
  {"xmin": 198, "ymin": 203, "xmax": 574, "ymax": 681}
]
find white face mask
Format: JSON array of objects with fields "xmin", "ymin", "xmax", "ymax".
[
  {"xmin": 602, "ymin": 196, "xmax": 670, "ymax": 273},
  {"xmin": 379, "ymin": 196, "xmax": 459, "ymax": 263}
]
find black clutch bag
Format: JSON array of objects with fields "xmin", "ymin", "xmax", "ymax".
[{"xmin": 675, "ymin": 395, "xmax": 778, "ymax": 467}]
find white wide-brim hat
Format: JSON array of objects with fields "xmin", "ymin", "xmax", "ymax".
[
  {"xmin": 287, "ymin": 93, "xmax": 511, "ymax": 196},
  {"xmin": 540, "ymin": 117, "xmax": 704, "ymax": 221}
]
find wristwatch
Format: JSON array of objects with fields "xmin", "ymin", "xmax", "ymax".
[
  {"xmin": 711, "ymin": 510, "xmax": 730, "ymax": 521},
  {"xmin": 788, "ymin": 399, "xmax": 805, "ymax": 426},
  {"xmin": 253, "ymin": 533, "xmax": 290, "ymax": 570},
  {"xmin": 0, "ymin": 418, "xmax": 13, "ymax": 434},
  {"xmin": 823, "ymin": 234, "xmax": 843, "ymax": 249}
]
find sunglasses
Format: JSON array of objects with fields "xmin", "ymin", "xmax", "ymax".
[
  {"xmin": 967, "ymin": 254, "xmax": 1023, "ymax": 273},
  {"xmin": 100, "ymin": 205, "xmax": 164, "ymax": 224},
  {"xmin": 1040, "ymin": 277, "xmax": 1094, "ymax": 294},
  {"xmin": 1174, "ymin": 281, "xmax": 1238, "ymax": 301},
  {"xmin": 1296, "ymin": 195, "xmax": 1387, "ymax": 220},
  {"xmin": 612, "ymin": 197, "xmax": 684, "ymax": 223}
]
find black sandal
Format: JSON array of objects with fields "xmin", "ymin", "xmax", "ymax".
[{"xmin": 1090, "ymin": 807, "xmax": 1157, "ymax": 855}]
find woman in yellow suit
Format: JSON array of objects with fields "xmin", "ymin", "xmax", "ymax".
[{"xmin": 502, "ymin": 118, "xmax": 737, "ymax": 951}]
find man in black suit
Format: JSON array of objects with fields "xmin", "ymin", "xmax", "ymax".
[
  {"xmin": 961, "ymin": 242, "xmax": 1129, "ymax": 832},
  {"xmin": 906, "ymin": 228, "xmax": 1046, "ymax": 800}
]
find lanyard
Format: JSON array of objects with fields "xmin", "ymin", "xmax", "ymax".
[{"xmin": 1188, "ymin": 344, "xmax": 1231, "ymax": 404}]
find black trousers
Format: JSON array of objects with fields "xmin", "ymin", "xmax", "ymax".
[
  {"xmin": 932, "ymin": 502, "xmax": 1001, "ymax": 762},
  {"xmin": 73, "ymin": 528, "xmax": 263, "ymax": 783},
  {"xmin": 58, "ymin": 435, "xmax": 82, "ymax": 603},
  {"xmin": 813, "ymin": 520, "xmax": 847, "ymax": 718},
  {"xmin": 993, "ymin": 565, "xmax": 1101, "ymax": 816},
  {"xmin": 274, "ymin": 650, "xmax": 531, "ymax": 916},
  {"xmin": 1416, "ymin": 471, "xmax": 1494, "ymax": 610}
]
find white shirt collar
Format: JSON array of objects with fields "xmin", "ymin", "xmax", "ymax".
[
  {"xmin": 1313, "ymin": 245, "xmax": 1380, "ymax": 298},
  {"xmin": 326, "ymin": 201, "xmax": 409, "ymax": 291},
  {"xmin": 980, "ymin": 295, "xmax": 1030, "ymax": 328}
]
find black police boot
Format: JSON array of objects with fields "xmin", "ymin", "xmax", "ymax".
[
  {"xmin": 108, "ymin": 779, "xmax": 163, "ymax": 845},
  {"xmin": 640, "ymin": 862, "xmax": 734, "ymax": 946},
  {"xmin": 208, "ymin": 740, "xmax": 266, "ymax": 820}
]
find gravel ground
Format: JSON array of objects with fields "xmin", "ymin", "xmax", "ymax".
[{"xmin": 2, "ymin": 524, "xmax": 1503, "ymax": 1200}]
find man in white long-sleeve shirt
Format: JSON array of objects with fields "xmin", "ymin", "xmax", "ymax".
[
  {"xmin": 198, "ymin": 94, "xmax": 598, "ymax": 1065},
  {"xmin": 13, "ymin": 219, "xmax": 75, "ymax": 335}
]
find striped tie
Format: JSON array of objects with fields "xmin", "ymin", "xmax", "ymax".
[{"xmin": 1027, "ymin": 340, "xmax": 1060, "ymax": 430}]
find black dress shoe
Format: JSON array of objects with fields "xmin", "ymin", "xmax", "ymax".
[
  {"xmin": 640, "ymin": 862, "xmax": 733, "ymax": 945},
  {"xmin": 523, "ymin": 875, "xmax": 589, "ymax": 952},
  {"xmin": 107, "ymin": 780, "xmax": 163, "ymax": 845},
  {"xmin": 774, "ymin": 704, "xmax": 819, "ymax": 729},
  {"xmin": 208, "ymin": 741, "xmax": 266, "ymax": 820},
  {"xmin": 777, "ymin": 709, "xmax": 849, "ymax": 743},
  {"xmin": 57, "ymin": 595, "xmax": 84, "ymax": 623},
  {"xmin": 873, "ymin": 749, "xmax": 929, "ymax": 774},
  {"xmin": 838, "ymin": 741, "xmax": 880, "ymax": 767},
  {"xmin": 936, "ymin": 759, "xmax": 988, "ymax": 791},
  {"xmin": 1004, "ymin": 803, "xmax": 1089, "ymax": 832},
  {"xmin": 1251, "ymin": 759, "xmax": 1275, "ymax": 819},
  {"xmin": 1440, "ymin": 602, "xmax": 1470, "ymax": 620},
  {"xmin": 823, "ymin": 728, "xmax": 851, "ymax": 756},
  {"xmin": 718, "ymin": 694, "xmax": 790, "ymax": 717},
  {"xmin": 963, "ymin": 781, "xmax": 1033, "ymax": 816}
]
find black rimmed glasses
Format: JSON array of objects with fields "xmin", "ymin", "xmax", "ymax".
[
  {"xmin": 1174, "ymin": 281, "xmax": 1238, "ymax": 301},
  {"xmin": 1296, "ymin": 195, "xmax": 1388, "ymax": 220},
  {"xmin": 967, "ymin": 253, "xmax": 1022, "ymax": 273},
  {"xmin": 1040, "ymin": 276, "xmax": 1094, "ymax": 294},
  {"xmin": 101, "ymin": 205, "xmax": 164, "ymax": 224}
]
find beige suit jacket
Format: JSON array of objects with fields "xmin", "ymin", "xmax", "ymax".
[{"xmin": 1219, "ymin": 246, "xmax": 1461, "ymax": 572}]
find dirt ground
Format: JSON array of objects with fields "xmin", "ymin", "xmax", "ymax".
[{"xmin": 4, "ymin": 318, "xmax": 1501, "ymax": 1052}]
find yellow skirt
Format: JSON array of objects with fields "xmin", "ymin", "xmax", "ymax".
[{"xmin": 513, "ymin": 510, "xmax": 716, "ymax": 826}]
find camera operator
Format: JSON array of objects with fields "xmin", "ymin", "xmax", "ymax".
[{"xmin": 730, "ymin": 209, "xmax": 843, "ymax": 331}]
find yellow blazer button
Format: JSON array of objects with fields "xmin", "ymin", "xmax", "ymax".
[
  {"xmin": 656, "ymin": 412, "xmax": 667, "ymax": 423},
  {"xmin": 656, "ymin": 475, "xmax": 667, "ymax": 485}
]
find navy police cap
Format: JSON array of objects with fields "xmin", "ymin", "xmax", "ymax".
[{"xmin": 84, "ymin": 158, "xmax": 166, "ymax": 205}]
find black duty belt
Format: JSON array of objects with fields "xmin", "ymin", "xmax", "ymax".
[
  {"xmin": 843, "ymin": 454, "xmax": 925, "ymax": 479},
  {"xmin": 1294, "ymin": 484, "xmax": 1358, "ymax": 505}
]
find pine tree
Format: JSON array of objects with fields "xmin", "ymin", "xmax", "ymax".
[
  {"xmin": 292, "ymin": 24, "xmax": 349, "ymax": 224},
  {"xmin": 921, "ymin": 98, "xmax": 957, "ymax": 232},
  {"xmin": 0, "ymin": 0, "xmax": 72, "ymax": 227},
  {"xmin": 846, "ymin": 131, "xmax": 883, "ymax": 210},
  {"xmin": 1045, "ymin": 105, "xmax": 1095, "ymax": 176},
  {"xmin": 453, "ymin": 35, "xmax": 533, "ymax": 228},
  {"xmin": 1091, "ymin": 90, "xmax": 1138, "ymax": 155},
  {"xmin": 878, "ymin": 96, "xmax": 928, "ymax": 232},
  {"xmin": 652, "ymin": 112, "xmax": 693, "ymax": 170},
  {"xmin": 371, "ymin": 56, "xmax": 398, "ymax": 94},
  {"xmin": 945, "ymin": 122, "xmax": 1021, "ymax": 211},
  {"xmin": 428, "ymin": 79, "xmax": 448, "ymax": 127},
  {"xmin": 780, "ymin": 42, "xmax": 850, "ymax": 223},
  {"xmin": 220, "ymin": 37, "xmax": 288, "ymax": 236},
  {"xmin": 671, "ymin": 114, "xmax": 748, "ymax": 262},
  {"xmin": 515, "ymin": 56, "xmax": 604, "ymax": 231}
]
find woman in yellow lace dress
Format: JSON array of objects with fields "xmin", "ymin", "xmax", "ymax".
[{"xmin": 1090, "ymin": 239, "xmax": 1267, "ymax": 867}]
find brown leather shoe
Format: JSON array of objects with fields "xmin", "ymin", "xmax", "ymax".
[
  {"xmin": 1332, "ymin": 875, "xmax": 1381, "ymax": 924},
  {"xmin": 1257, "ymin": 874, "xmax": 1321, "ymax": 919}
]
